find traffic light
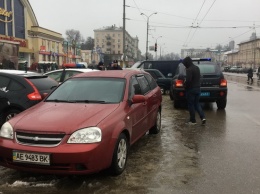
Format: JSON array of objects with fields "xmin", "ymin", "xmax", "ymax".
[{"xmin": 155, "ymin": 43, "xmax": 157, "ymax": 52}]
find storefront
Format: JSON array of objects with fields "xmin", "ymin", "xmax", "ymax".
[{"xmin": 0, "ymin": 0, "xmax": 64, "ymax": 69}]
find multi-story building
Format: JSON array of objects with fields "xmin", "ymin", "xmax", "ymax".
[
  {"xmin": 226, "ymin": 37, "xmax": 260, "ymax": 69},
  {"xmin": 0, "ymin": 0, "xmax": 85, "ymax": 70},
  {"xmin": 94, "ymin": 25, "xmax": 141, "ymax": 67}
]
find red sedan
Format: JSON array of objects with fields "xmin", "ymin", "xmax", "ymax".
[{"xmin": 0, "ymin": 69, "xmax": 162, "ymax": 175}]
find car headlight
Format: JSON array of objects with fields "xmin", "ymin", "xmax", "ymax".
[
  {"xmin": 0, "ymin": 122, "xmax": 14, "ymax": 139},
  {"xmin": 67, "ymin": 127, "xmax": 102, "ymax": 143}
]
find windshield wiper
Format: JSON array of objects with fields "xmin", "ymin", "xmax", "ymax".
[
  {"xmin": 45, "ymin": 99, "xmax": 73, "ymax": 103},
  {"xmin": 73, "ymin": 100, "xmax": 109, "ymax": 104}
]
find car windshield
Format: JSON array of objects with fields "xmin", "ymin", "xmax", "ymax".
[
  {"xmin": 46, "ymin": 78, "xmax": 125, "ymax": 104},
  {"xmin": 177, "ymin": 63, "xmax": 220, "ymax": 76}
]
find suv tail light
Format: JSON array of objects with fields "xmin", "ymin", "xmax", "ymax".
[
  {"xmin": 175, "ymin": 80, "xmax": 184, "ymax": 87},
  {"xmin": 220, "ymin": 79, "xmax": 227, "ymax": 87},
  {"xmin": 25, "ymin": 78, "xmax": 42, "ymax": 100}
]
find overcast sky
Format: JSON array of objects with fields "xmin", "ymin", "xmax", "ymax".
[{"xmin": 28, "ymin": 0, "xmax": 260, "ymax": 56}]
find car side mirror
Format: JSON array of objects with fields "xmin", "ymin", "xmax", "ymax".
[{"xmin": 131, "ymin": 95, "xmax": 146, "ymax": 104}]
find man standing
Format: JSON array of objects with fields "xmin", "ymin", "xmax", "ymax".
[
  {"xmin": 182, "ymin": 56, "xmax": 206, "ymax": 125},
  {"xmin": 108, "ymin": 60, "xmax": 122, "ymax": 70}
]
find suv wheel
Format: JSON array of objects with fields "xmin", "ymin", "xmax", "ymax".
[
  {"xmin": 216, "ymin": 99, "xmax": 227, "ymax": 109},
  {"xmin": 174, "ymin": 100, "xmax": 181, "ymax": 109}
]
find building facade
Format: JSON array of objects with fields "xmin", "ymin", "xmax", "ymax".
[
  {"xmin": 226, "ymin": 38, "xmax": 260, "ymax": 69},
  {"xmin": 0, "ymin": 0, "xmax": 65, "ymax": 69},
  {"xmin": 94, "ymin": 25, "xmax": 141, "ymax": 67}
]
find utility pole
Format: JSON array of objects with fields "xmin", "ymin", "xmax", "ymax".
[{"xmin": 123, "ymin": 0, "xmax": 126, "ymax": 68}]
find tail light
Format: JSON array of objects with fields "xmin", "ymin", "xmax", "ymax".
[
  {"xmin": 25, "ymin": 78, "xmax": 42, "ymax": 100},
  {"xmin": 175, "ymin": 80, "xmax": 184, "ymax": 87},
  {"xmin": 220, "ymin": 79, "xmax": 227, "ymax": 87}
]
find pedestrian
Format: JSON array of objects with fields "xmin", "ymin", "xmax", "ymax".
[
  {"xmin": 108, "ymin": 60, "xmax": 122, "ymax": 70},
  {"xmin": 97, "ymin": 61, "xmax": 104, "ymax": 70},
  {"xmin": 247, "ymin": 67, "xmax": 253, "ymax": 83},
  {"xmin": 182, "ymin": 56, "xmax": 206, "ymax": 125},
  {"xmin": 257, "ymin": 66, "xmax": 260, "ymax": 80}
]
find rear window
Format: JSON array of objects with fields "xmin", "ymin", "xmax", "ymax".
[
  {"xmin": 198, "ymin": 63, "xmax": 221, "ymax": 74},
  {"xmin": 27, "ymin": 77, "xmax": 58, "ymax": 92}
]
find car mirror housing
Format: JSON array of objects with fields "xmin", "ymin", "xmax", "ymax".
[{"xmin": 132, "ymin": 95, "xmax": 146, "ymax": 104}]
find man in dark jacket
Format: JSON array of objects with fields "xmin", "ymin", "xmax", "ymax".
[
  {"xmin": 247, "ymin": 67, "xmax": 253, "ymax": 83},
  {"xmin": 182, "ymin": 56, "xmax": 206, "ymax": 125},
  {"xmin": 108, "ymin": 60, "xmax": 122, "ymax": 70}
]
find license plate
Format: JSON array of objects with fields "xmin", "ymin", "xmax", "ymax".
[
  {"xmin": 200, "ymin": 92, "xmax": 210, "ymax": 97},
  {"xmin": 13, "ymin": 151, "xmax": 50, "ymax": 165}
]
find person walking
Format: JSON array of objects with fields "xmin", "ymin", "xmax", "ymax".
[
  {"xmin": 182, "ymin": 56, "xmax": 206, "ymax": 125},
  {"xmin": 247, "ymin": 67, "xmax": 253, "ymax": 83},
  {"xmin": 108, "ymin": 60, "xmax": 122, "ymax": 70}
]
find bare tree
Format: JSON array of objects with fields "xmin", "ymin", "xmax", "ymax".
[{"xmin": 65, "ymin": 29, "xmax": 85, "ymax": 45}]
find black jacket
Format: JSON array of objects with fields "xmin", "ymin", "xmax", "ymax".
[{"xmin": 182, "ymin": 56, "xmax": 201, "ymax": 89}]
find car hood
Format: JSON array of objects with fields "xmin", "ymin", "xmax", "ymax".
[{"xmin": 12, "ymin": 102, "xmax": 120, "ymax": 134}]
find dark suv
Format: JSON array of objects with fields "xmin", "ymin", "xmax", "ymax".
[
  {"xmin": 0, "ymin": 70, "xmax": 58, "ymax": 125},
  {"xmin": 144, "ymin": 69, "xmax": 171, "ymax": 94},
  {"xmin": 169, "ymin": 59, "xmax": 228, "ymax": 109}
]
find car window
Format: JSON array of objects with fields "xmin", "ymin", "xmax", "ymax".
[
  {"xmin": 129, "ymin": 76, "xmax": 142, "ymax": 99},
  {"xmin": 144, "ymin": 73, "xmax": 157, "ymax": 90},
  {"xmin": 143, "ymin": 62, "xmax": 153, "ymax": 69},
  {"xmin": 0, "ymin": 75, "xmax": 10, "ymax": 89},
  {"xmin": 46, "ymin": 71, "xmax": 63, "ymax": 82},
  {"xmin": 27, "ymin": 77, "xmax": 58, "ymax": 92},
  {"xmin": 175, "ymin": 63, "xmax": 186, "ymax": 76},
  {"xmin": 47, "ymin": 78, "xmax": 125, "ymax": 103},
  {"xmin": 136, "ymin": 75, "xmax": 150, "ymax": 94},
  {"xmin": 8, "ymin": 80, "xmax": 25, "ymax": 91},
  {"xmin": 64, "ymin": 70, "xmax": 82, "ymax": 80},
  {"xmin": 198, "ymin": 63, "xmax": 220, "ymax": 74}
]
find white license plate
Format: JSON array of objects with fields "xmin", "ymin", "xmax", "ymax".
[{"xmin": 13, "ymin": 151, "xmax": 50, "ymax": 165}]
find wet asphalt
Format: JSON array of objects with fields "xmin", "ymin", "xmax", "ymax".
[{"xmin": 0, "ymin": 75, "xmax": 260, "ymax": 194}]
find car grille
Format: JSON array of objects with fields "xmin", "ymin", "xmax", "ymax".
[{"xmin": 16, "ymin": 131, "xmax": 65, "ymax": 147}]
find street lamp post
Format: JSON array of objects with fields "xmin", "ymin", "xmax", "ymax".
[{"xmin": 141, "ymin": 12, "xmax": 157, "ymax": 60}]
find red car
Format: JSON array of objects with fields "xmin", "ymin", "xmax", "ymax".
[{"xmin": 0, "ymin": 69, "xmax": 162, "ymax": 175}]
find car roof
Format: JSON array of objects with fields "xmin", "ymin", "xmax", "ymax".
[
  {"xmin": 44, "ymin": 68, "xmax": 99, "ymax": 74},
  {"xmin": 73, "ymin": 69, "xmax": 146, "ymax": 79},
  {"xmin": 0, "ymin": 70, "xmax": 45, "ymax": 77}
]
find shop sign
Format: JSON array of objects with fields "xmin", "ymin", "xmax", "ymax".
[
  {"xmin": 40, "ymin": 46, "xmax": 46, "ymax": 51},
  {"xmin": 0, "ymin": 36, "xmax": 27, "ymax": 47},
  {"xmin": 0, "ymin": 7, "xmax": 13, "ymax": 23}
]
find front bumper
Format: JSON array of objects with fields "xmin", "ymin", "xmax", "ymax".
[{"xmin": 0, "ymin": 137, "xmax": 115, "ymax": 175}]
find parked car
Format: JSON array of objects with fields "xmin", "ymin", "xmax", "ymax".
[
  {"xmin": 44, "ymin": 68, "xmax": 99, "ymax": 83},
  {"xmin": 144, "ymin": 69, "xmax": 171, "ymax": 95},
  {"xmin": 169, "ymin": 59, "xmax": 228, "ymax": 109},
  {"xmin": 0, "ymin": 70, "xmax": 59, "ymax": 125},
  {"xmin": 131, "ymin": 60, "xmax": 180, "ymax": 78},
  {"xmin": 0, "ymin": 69, "xmax": 162, "ymax": 175}
]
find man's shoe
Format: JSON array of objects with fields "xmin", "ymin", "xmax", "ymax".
[
  {"xmin": 186, "ymin": 121, "xmax": 197, "ymax": 125},
  {"xmin": 202, "ymin": 119, "xmax": 206, "ymax": 125}
]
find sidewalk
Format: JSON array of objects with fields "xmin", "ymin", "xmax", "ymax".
[{"xmin": 224, "ymin": 72, "xmax": 260, "ymax": 89}]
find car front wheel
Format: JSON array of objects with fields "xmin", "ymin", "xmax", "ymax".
[{"xmin": 110, "ymin": 133, "xmax": 128, "ymax": 176}]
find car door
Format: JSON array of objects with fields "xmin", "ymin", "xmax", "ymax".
[
  {"xmin": 127, "ymin": 75, "xmax": 148, "ymax": 142},
  {"xmin": 143, "ymin": 73, "xmax": 160, "ymax": 128}
]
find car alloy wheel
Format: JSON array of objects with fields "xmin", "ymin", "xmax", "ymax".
[{"xmin": 110, "ymin": 133, "xmax": 128, "ymax": 175}]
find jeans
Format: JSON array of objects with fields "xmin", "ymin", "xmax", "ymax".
[{"xmin": 186, "ymin": 88, "xmax": 205, "ymax": 123}]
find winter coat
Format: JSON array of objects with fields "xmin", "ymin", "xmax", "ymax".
[{"xmin": 182, "ymin": 56, "xmax": 201, "ymax": 89}]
